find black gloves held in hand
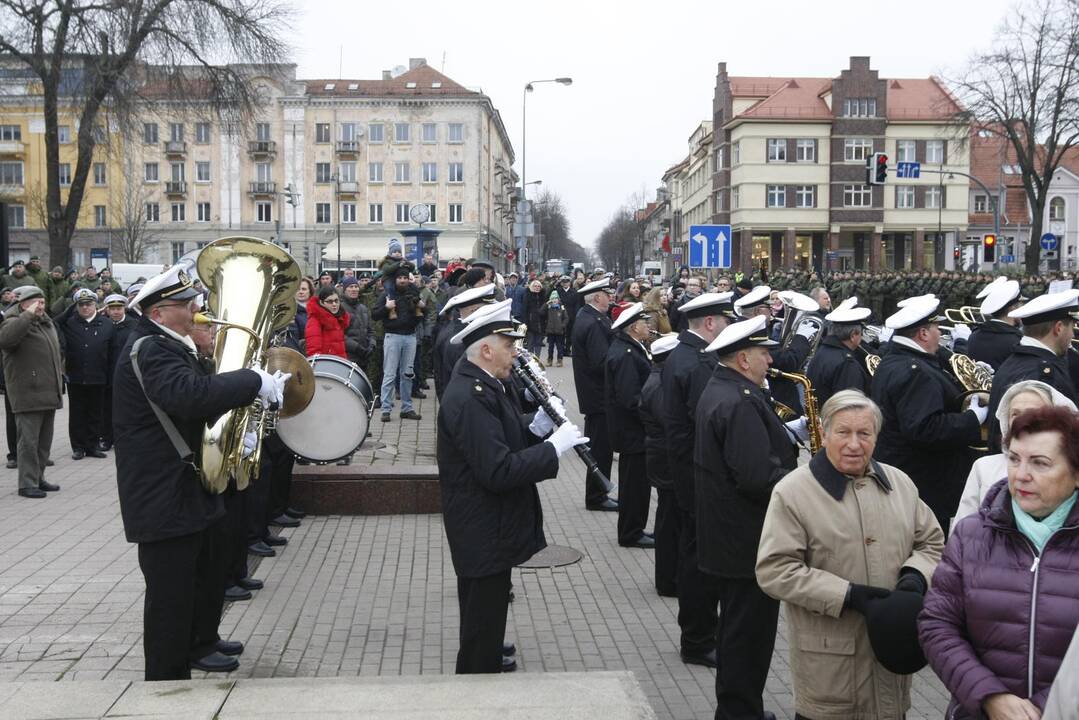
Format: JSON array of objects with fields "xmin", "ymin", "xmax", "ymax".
[
  {"xmin": 845, "ymin": 584, "xmax": 892, "ymax": 614},
  {"xmin": 895, "ymin": 569, "xmax": 928, "ymax": 596}
]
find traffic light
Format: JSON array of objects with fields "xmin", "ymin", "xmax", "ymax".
[
  {"xmin": 284, "ymin": 183, "xmax": 299, "ymax": 207},
  {"xmin": 867, "ymin": 152, "xmax": 888, "ymax": 185},
  {"xmin": 983, "ymin": 234, "xmax": 997, "ymax": 263}
]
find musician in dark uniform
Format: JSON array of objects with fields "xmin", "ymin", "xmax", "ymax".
[
  {"xmin": 437, "ymin": 299, "xmax": 586, "ymax": 674},
  {"xmin": 870, "ymin": 296, "xmax": 985, "ymax": 531},
  {"xmin": 102, "ymin": 293, "xmax": 136, "ymax": 451},
  {"xmin": 660, "ymin": 291, "xmax": 736, "ymax": 668},
  {"xmin": 735, "ymin": 286, "xmax": 815, "ymax": 414},
  {"xmin": 696, "ymin": 314, "xmax": 798, "ymax": 720},
  {"xmin": 639, "ymin": 333, "xmax": 679, "ymax": 596},
  {"xmin": 113, "ymin": 266, "xmax": 290, "ymax": 680},
  {"xmin": 570, "ymin": 277, "xmax": 618, "ymax": 510},
  {"xmin": 806, "ymin": 302, "xmax": 872, "ymax": 408},
  {"xmin": 604, "ymin": 302, "xmax": 654, "ymax": 548},
  {"xmin": 987, "ymin": 289, "xmax": 1078, "ymax": 450},
  {"xmin": 432, "ymin": 284, "xmax": 495, "ymax": 399},
  {"xmin": 967, "ymin": 279, "xmax": 1024, "ymax": 370}
]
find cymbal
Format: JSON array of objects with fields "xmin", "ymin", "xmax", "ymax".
[{"xmin": 264, "ymin": 347, "xmax": 315, "ymax": 418}]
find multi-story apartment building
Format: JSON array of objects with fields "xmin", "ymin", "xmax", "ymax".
[
  {"xmin": 2, "ymin": 58, "xmax": 516, "ymax": 276},
  {"xmin": 711, "ymin": 56, "xmax": 970, "ymax": 274},
  {"xmin": 663, "ymin": 123, "xmax": 713, "ymax": 270}
]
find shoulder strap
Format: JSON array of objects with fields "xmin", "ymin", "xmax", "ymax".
[{"xmin": 130, "ymin": 335, "xmax": 195, "ymax": 463}]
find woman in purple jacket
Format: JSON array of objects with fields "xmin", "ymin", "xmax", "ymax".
[{"xmin": 919, "ymin": 405, "xmax": 1079, "ymax": 720}]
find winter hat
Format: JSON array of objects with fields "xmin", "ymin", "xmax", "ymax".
[
  {"xmin": 388, "ymin": 239, "xmax": 403, "ymax": 255},
  {"xmin": 548, "ymin": 291, "xmax": 560, "ymax": 303},
  {"xmin": 340, "ymin": 276, "xmax": 359, "ymax": 288},
  {"xmin": 862, "ymin": 590, "xmax": 928, "ymax": 675}
]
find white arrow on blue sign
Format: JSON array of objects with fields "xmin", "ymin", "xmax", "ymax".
[
  {"xmin": 689, "ymin": 224, "xmax": 732, "ymax": 269},
  {"xmin": 1041, "ymin": 233, "xmax": 1058, "ymax": 251},
  {"xmin": 896, "ymin": 161, "xmax": 921, "ymax": 179}
]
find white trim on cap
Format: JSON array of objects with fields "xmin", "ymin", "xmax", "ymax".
[
  {"xmin": 980, "ymin": 280, "xmax": 1021, "ymax": 316},
  {"xmin": 885, "ymin": 296, "xmax": 941, "ymax": 330},
  {"xmin": 680, "ymin": 291, "xmax": 734, "ymax": 315},
  {"xmin": 611, "ymin": 301, "xmax": 647, "ymax": 331},
  {"xmin": 705, "ymin": 314, "xmax": 776, "ymax": 353},
  {"xmin": 825, "ymin": 306, "xmax": 872, "ymax": 323},
  {"xmin": 734, "ymin": 285, "xmax": 771, "ymax": 309},
  {"xmin": 578, "ymin": 278, "xmax": 611, "ymax": 296},
  {"xmin": 1008, "ymin": 289, "xmax": 1079, "ymax": 320},
  {"xmin": 439, "ymin": 284, "xmax": 495, "ymax": 316},
  {"xmin": 650, "ymin": 333, "xmax": 679, "ymax": 355}
]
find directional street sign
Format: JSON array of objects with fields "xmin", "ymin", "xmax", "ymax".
[
  {"xmin": 896, "ymin": 161, "xmax": 921, "ymax": 179},
  {"xmin": 689, "ymin": 224, "xmax": 732, "ymax": 269},
  {"xmin": 1041, "ymin": 233, "xmax": 1058, "ymax": 251},
  {"xmin": 1001, "ymin": 255, "xmax": 1016, "ymax": 263}
]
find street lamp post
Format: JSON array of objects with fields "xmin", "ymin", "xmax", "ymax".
[{"xmin": 521, "ymin": 77, "xmax": 571, "ymax": 268}]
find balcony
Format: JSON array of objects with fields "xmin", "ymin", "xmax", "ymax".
[
  {"xmin": 0, "ymin": 183, "xmax": 24, "ymax": 197},
  {"xmin": 165, "ymin": 181, "xmax": 187, "ymax": 195},
  {"xmin": 247, "ymin": 140, "xmax": 276, "ymax": 157},
  {"xmin": 164, "ymin": 140, "xmax": 186, "ymax": 156},
  {"xmin": 248, "ymin": 181, "xmax": 276, "ymax": 196},
  {"xmin": 0, "ymin": 141, "xmax": 25, "ymax": 156},
  {"xmin": 337, "ymin": 181, "xmax": 359, "ymax": 195},
  {"xmin": 336, "ymin": 140, "xmax": 359, "ymax": 155}
]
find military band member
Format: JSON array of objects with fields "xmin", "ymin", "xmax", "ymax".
[
  {"xmin": 102, "ymin": 293, "xmax": 135, "ymax": 452},
  {"xmin": 697, "ymin": 315, "xmax": 799, "ymax": 720},
  {"xmin": 113, "ymin": 266, "xmax": 290, "ymax": 680},
  {"xmin": 806, "ymin": 302, "xmax": 872, "ymax": 408},
  {"xmin": 432, "ymin": 284, "xmax": 496, "ymax": 399},
  {"xmin": 967, "ymin": 279, "xmax": 1024, "ymax": 370},
  {"xmin": 735, "ymin": 285, "xmax": 815, "ymax": 414},
  {"xmin": 870, "ymin": 296, "xmax": 985, "ymax": 531},
  {"xmin": 604, "ymin": 302, "xmax": 654, "ymax": 549},
  {"xmin": 437, "ymin": 300, "xmax": 586, "ymax": 673}
]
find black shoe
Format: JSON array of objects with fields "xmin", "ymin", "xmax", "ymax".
[
  {"xmin": 5, "ymin": 459, "xmax": 15, "ymax": 469},
  {"xmin": 247, "ymin": 541, "xmax": 276, "ymax": 558},
  {"xmin": 296, "ymin": 458, "xmax": 311, "ymax": 465},
  {"xmin": 656, "ymin": 584, "xmax": 678, "ymax": 598},
  {"xmin": 45, "ymin": 459, "xmax": 54, "ymax": 467},
  {"xmin": 224, "ymin": 585, "xmax": 252, "ymax": 602},
  {"xmin": 216, "ymin": 639, "xmax": 244, "ymax": 656},
  {"xmin": 270, "ymin": 513, "xmax": 300, "ymax": 528},
  {"xmin": 680, "ymin": 648, "xmax": 718, "ymax": 668},
  {"xmin": 410, "ymin": 389, "xmax": 427, "ymax": 399},
  {"xmin": 263, "ymin": 534, "xmax": 288, "ymax": 547},
  {"xmin": 586, "ymin": 498, "xmax": 619, "ymax": 512},
  {"xmin": 502, "ymin": 642, "xmax": 516, "ymax": 657},
  {"xmin": 190, "ymin": 651, "xmax": 239, "ymax": 673},
  {"xmin": 399, "ymin": 410, "xmax": 422, "ymax": 420},
  {"xmin": 97, "ymin": 441, "xmax": 111, "ymax": 452},
  {"xmin": 373, "ymin": 398, "xmax": 382, "ymax": 409},
  {"xmin": 237, "ymin": 577, "xmax": 264, "ymax": 591},
  {"xmin": 381, "ymin": 412, "xmax": 391, "ymax": 423},
  {"xmin": 71, "ymin": 449, "xmax": 85, "ymax": 460},
  {"xmin": 620, "ymin": 535, "xmax": 655, "ymax": 549},
  {"xmin": 418, "ymin": 380, "xmax": 430, "ymax": 390},
  {"xmin": 38, "ymin": 481, "xmax": 59, "ymax": 492},
  {"xmin": 285, "ymin": 507, "xmax": 306, "ymax": 519},
  {"xmin": 762, "ymin": 713, "xmax": 776, "ymax": 720},
  {"xmin": 86, "ymin": 449, "xmax": 107, "ymax": 459},
  {"xmin": 18, "ymin": 488, "xmax": 46, "ymax": 499},
  {"xmin": 501, "ymin": 655, "xmax": 517, "ymax": 673}
]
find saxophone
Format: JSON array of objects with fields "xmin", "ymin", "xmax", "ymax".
[{"xmin": 767, "ymin": 368, "xmax": 822, "ymax": 454}]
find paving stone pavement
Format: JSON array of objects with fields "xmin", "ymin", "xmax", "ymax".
[{"xmin": 0, "ymin": 360, "xmax": 954, "ymax": 719}]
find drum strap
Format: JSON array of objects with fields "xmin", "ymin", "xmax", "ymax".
[{"xmin": 130, "ymin": 336, "xmax": 196, "ymax": 465}]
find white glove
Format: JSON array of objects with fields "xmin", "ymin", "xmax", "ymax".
[
  {"xmin": 242, "ymin": 431, "xmax": 258, "ymax": 458},
  {"xmin": 975, "ymin": 360, "xmax": 994, "ymax": 375},
  {"xmin": 968, "ymin": 394, "xmax": 988, "ymax": 425},
  {"xmin": 784, "ymin": 416, "xmax": 810, "ymax": 443},
  {"xmin": 879, "ymin": 327, "xmax": 894, "ymax": 343},
  {"xmin": 253, "ymin": 367, "xmax": 291, "ymax": 406},
  {"xmin": 795, "ymin": 320, "xmax": 817, "ymax": 340},
  {"xmin": 952, "ymin": 323, "xmax": 972, "ymax": 342},
  {"xmin": 546, "ymin": 422, "xmax": 589, "ymax": 457},
  {"xmin": 529, "ymin": 408, "xmax": 557, "ymax": 437}
]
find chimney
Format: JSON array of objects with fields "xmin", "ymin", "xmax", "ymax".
[
  {"xmin": 409, "ymin": 57, "xmax": 427, "ymax": 70},
  {"xmin": 850, "ymin": 56, "xmax": 871, "ymax": 71},
  {"xmin": 382, "ymin": 70, "xmax": 392, "ymax": 81}
]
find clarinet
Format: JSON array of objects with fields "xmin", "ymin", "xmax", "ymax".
[{"xmin": 511, "ymin": 357, "xmax": 612, "ymax": 492}]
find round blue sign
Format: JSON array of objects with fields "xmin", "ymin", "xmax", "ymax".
[{"xmin": 1041, "ymin": 233, "xmax": 1058, "ymax": 251}]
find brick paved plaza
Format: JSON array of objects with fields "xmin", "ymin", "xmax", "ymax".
[{"xmin": 0, "ymin": 362, "xmax": 953, "ymax": 718}]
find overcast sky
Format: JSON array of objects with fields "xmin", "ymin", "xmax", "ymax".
[{"xmin": 291, "ymin": 0, "xmax": 1018, "ymax": 249}]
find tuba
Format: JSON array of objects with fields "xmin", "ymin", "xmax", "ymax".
[
  {"xmin": 776, "ymin": 291, "xmax": 824, "ymax": 370},
  {"xmin": 196, "ymin": 237, "xmax": 302, "ymax": 493}
]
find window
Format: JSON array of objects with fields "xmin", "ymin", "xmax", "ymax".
[
  {"xmin": 196, "ymin": 161, "xmax": 210, "ymax": 182},
  {"xmin": 143, "ymin": 123, "xmax": 158, "ymax": 144},
  {"xmin": 339, "ymin": 161, "xmax": 356, "ymax": 183},
  {"xmin": 171, "ymin": 242, "xmax": 186, "ymax": 262},
  {"xmin": 368, "ymin": 162, "xmax": 383, "ymax": 183},
  {"xmin": 171, "ymin": 203, "xmax": 185, "ymax": 222},
  {"xmin": 395, "ymin": 202, "xmax": 410, "ymax": 223},
  {"xmin": 144, "ymin": 162, "xmax": 159, "ymax": 182},
  {"xmin": 766, "ymin": 185, "xmax": 785, "ymax": 207},
  {"xmin": 449, "ymin": 203, "xmax": 463, "ymax": 223},
  {"xmin": 93, "ymin": 162, "xmax": 107, "ymax": 185},
  {"xmin": 421, "ymin": 162, "xmax": 437, "ymax": 183},
  {"xmin": 732, "ymin": 140, "xmax": 740, "ymax": 165},
  {"xmin": 1002, "ymin": 164, "xmax": 1022, "ymax": 175},
  {"xmin": 448, "ymin": 162, "xmax": 463, "ymax": 183},
  {"xmin": 425, "ymin": 204, "xmax": 437, "ymax": 223},
  {"xmin": 926, "ymin": 140, "xmax": 944, "ymax": 164},
  {"xmin": 340, "ymin": 122, "xmax": 356, "ymax": 142},
  {"xmin": 1050, "ymin": 197, "xmax": 1066, "ymax": 221},
  {"xmin": 844, "ymin": 138, "xmax": 873, "ymax": 162},
  {"xmin": 170, "ymin": 162, "xmax": 185, "ymax": 182},
  {"xmin": 0, "ymin": 125, "xmax": 21, "ymax": 141},
  {"xmin": 58, "ymin": 163, "xmax": 71, "ymax": 186},
  {"xmin": 796, "ymin": 139, "xmax": 815, "ymax": 162},
  {"xmin": 94, "ymin": 206, "xmax": 107, "ymax": 227},
  {"xmin": 926, "ymin": 186, "xmax": 943, "ymax": 209},
  {"xmin": 256, "ymin": 202, "xmax": 272, "ymax": 223},
  {"xmin": 316, "ymin": 203, "xmax": 331, "ymax": 224},
  {"xmin": 315, "ymin": 162, "xmax": 332, "ymax": 183},
  {"xmin": 422, "ymin": 123, "xmax": 437, "ymax": 143},
  {"xmin": 315, "ymin": 123, "xmax": 330, "ymax": 143},
  {"xmin": 731, "ymin": 186, "xmax": 740, "ymax": 210},
  {"xmin": 341, "ymin": 202, "xmax": 356, "ymax": 223},
  {"xmin": 843, "ymin": 184, "xmax": 872, "ymax": 207},
  {"xmin": 369, "ymin": 203, "xmax": 383, "ymax": 223},
  {"xmin": 896, "ymin": 140, "xmax": 916, "ymax": 163},
  {"xmin": 169, "ymin": 123, "xmax": 184, "ymax": 142},
  {"xmin": 394, "ymin": 161, "xmax": 410, "ymax": 183},
  {"xmin": 896, "ymin": 185, "xmax": 915, "ymax": 208},
  {"xmin": 843, "ymin": 98, "xmax": 877, "ymax": 117},
  {"xmin": 197, "ymin": 202, "xmax": 211, "ymax": 222},
  {"xmin": 57, "ymin": 125, "xmax": 71, "ymax": 144},
  {"xmin": 368, "ymin": 123, "xmax": 384, "ymax": 143},
  {"xmin": 255, "ymin": 162, "xmax": 272, "ymax": 182},
  {"xmin": 715, "ymin": 147, "xmax": 724, "ymax": 171},
  {"xmin": 196, "ymin": 122, "xmax": 211, "ymax": 144},
  {"xmin": 0, "ymin": 161, "xmax": 22, "ymax": 185},
  {"xmin": 448, "ymin": 123, "xmax": 464, "ymax": 143},
  {"xmin": 146, "ymin": 202, "xmax": 160, "ymax": 222},
  {"xmin": 394, "ymin": 123, "xmax": 410, "ymax": 143},
  {"xmin": 795, "ymin": 185, "xmax": 815, "ymax": 208},
  {"xmin": 7, "ymin": 205, "xmax": 24, "ymax": 228},
  {"xmin": 255, "ymin": 122, "xmax": 271, "ymax": 141},
  {"xmin": 974, "ymin": 194, "xmax": 988, "ymax": 213},
  {"xmin": 767, "ymin": 139, "xmax": 786, "ymax": 162}
]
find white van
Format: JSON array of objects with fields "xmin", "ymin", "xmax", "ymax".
[{"xmin": 641, "ymin": 261, "xmax": 663, "ymax": 282}]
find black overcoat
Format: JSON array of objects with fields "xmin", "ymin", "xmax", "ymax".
[
  {"xmin": 987, "ymin": 342, "xmax": 1078, "ymax": 450},
  {"xmin": 660, "ymin": 330, "xmax": 716, "ymax": 511},
  {"xmin": 571, "ymin": 304, "xmax": 612, "ymax": 415},
  {"xmin": 967, "ymin": 320, "xmax": 1022, "ymax": 370},
  {"xmin": 805, "ymin": 335, "xmax": 870, "ymax": 408},
  {"xmin": 603, "ymin": 333, "xmax": 650, "ymax": 453},
  {"xmin": 639, "ymin": 364, "xmax": 670, "ymax": 490},
  {"xmin": 57, "ymin": 305, "xmax": 119, "ymax": 385}
]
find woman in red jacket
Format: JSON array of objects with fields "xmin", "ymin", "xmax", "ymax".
[{"xmin": 305, "ymin": 285, "xmax": 350, "ymax": 358}]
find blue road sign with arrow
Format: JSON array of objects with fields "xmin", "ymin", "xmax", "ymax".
[
  {"xmin": 1041, "ymin": 233, "xmax": 1058, "ymax": 251},
  {"xmin": 896, "ymin": 161, "xmax": 921, "ymax": 179},
  {"xmin": 689, "ymin": 224, "xmax": 732, "ymax": 269}
]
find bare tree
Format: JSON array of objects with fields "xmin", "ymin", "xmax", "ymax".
[
  {"xmin": 112, "ymin": 165, "xmax": 158, "ymax": 262},
  {"xmin": 533, "ymin": 188, "xmax": 588, "ymax": 265},
  {"xmin": 0, "ymin": 0, "xmax": 293, "ymax": 268},
  {"xmin": 595, "ymin": 207, "xmax": 638, "ymax": 275},
  {"xmin": 949, "ymin": 0, "xmax": 1079, "ymax": 272}
]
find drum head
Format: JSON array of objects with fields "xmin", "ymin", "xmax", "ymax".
[{"xmin": 276, "ymin": 357, "xmax": 370, "ymax": 462}]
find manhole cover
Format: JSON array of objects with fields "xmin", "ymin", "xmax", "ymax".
[{"xmin": 516, "ymin": 544, "xmax": 584, "ymax": 568}]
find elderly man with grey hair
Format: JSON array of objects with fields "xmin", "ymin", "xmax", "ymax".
[{"xmin": 756, "ymin": 390, "xmax": 944, "ymax": 720}]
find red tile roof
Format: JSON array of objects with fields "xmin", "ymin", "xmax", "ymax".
[
  {"xmin": 737, "ymin": 78, "xmax": 833, "ymax": 121},
  {"xmin": 885, "ymin": 78, "xmax": 963, "ymax": 120},
  {"xmin": 969, "ymin": 132, "xmax": 1030, "ymax": 225},
  {"xmin": 305, "ymin": 63, "xmax": 477, "ymax": 98}
]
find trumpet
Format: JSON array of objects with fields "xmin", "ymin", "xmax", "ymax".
[{"xmin": 944, "ymin": 306, "xmax": 985, "ymax": 325}]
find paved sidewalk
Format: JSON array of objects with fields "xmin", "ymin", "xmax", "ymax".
[{"xmin": 0, "ymin": 362, "xmax": 954, "ymax": 719}]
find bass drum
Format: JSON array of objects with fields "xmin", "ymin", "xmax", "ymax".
[{"xmin": 276, "ymin": 354, "xmax": 374, "ymax": 463}]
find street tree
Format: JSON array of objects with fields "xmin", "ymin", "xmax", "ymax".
[
  {"xmin": 949, "ymin": 0, "xmax": 1079, "ymax": 272},
  {"xmin": 0, "ymin": 0, "xmax": 293, "ymax": 268},
  {"xmin": 112, "ymin": 163, "xmax": 158, "ymax": 263},
  {"xmin": 533, "ymin": 188, "xmax": 588, "ymax": 265},
  {"xmin": 595, "ymin": 206, "xmax": 639, "ymax": 275}
]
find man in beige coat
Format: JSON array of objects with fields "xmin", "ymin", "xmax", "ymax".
[{"xmin": 756, "ymin": 390, "xmax": 944, "ymax": 720}]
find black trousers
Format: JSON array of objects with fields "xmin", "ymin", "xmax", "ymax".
[
  {"xmin": 654, "ymin": 488, "xmax": 680, "ymax": 595},
  {"xmin": 223, "ymin": 484, "xmax": 249, "ymax": 585},
  {"xmin": 713, "ymin": 576, "xmax": 780, "ymax": 720},
  {"xmin": 265, "ymin": 433, "xmax": 296, "ymax": 519},
  {"xmin": 616, "ymin": 451, "xmax": 650, "ymax": 545},
  {"xmin": 4, "ymin": 393, "xmax": 16, "ymax": 461},
  {"xmin": 67, "ymin": 383, "xmax": 105, "ymax": 451},
  {"xmin": 102, "ymin": 384, "xmax": 114, "ymax": 445},
  {"xmin": 137, "ymin": 520, "xmax": 229, "ymax": 681},
  {"xmin": 455, "ymin": 570, "xmax": 511, "ymax": 674},
  {"xmin": 677, "ymin": 511, "xmax": 719, "ymax": 655},
  {"xmin": 248, "ymin": 447, "xmax": 277, "ymax": 543},
  {"xmin": 583, "ymin": 413, "xmax": 612, "ymax": 506}
]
